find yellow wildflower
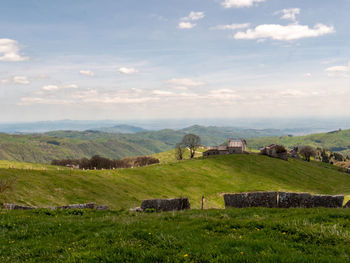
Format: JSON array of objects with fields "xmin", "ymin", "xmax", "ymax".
[{"xmin": 184, "ymin": 254, "xmax": 188, "ymax": 258}]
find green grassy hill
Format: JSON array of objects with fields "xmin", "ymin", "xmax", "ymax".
[
  {"xmin": 0, "ymin": 132, "xmax": 171, "ymax": 163},
  {"xmin": 247, "ymin": 129, "xmax": 350, "ymax": 156},
  {"xmin": 1, "ymin": 154, "xmax": 350, "ymax": 209}
]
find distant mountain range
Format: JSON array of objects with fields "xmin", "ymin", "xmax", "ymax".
[{"xmin": 1, "ymin": 118, "xmax": 349, "ymax": 134}]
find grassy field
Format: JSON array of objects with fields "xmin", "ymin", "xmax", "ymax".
[
  {"xmin": 1, "ymin": 154, "xmax": 350, "ymax": 209},
  {"xmin": 1, "ymin": 208, "xmax": 350, "ymax": 262}
]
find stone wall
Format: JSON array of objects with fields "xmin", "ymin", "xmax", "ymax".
[
  {"xmin": 224, "ymin": 192, "xmax": 345, "ymax": 209},
  {"xmin": 2, "ymin": 203, "xmax": 36, "ymax": 210},
  {"xmin": 224, "ymin": 192, "xmax": 278, "ymax": 208},
  {"xmin": 313, "ymin": 195, "xmax": 344, "ymax": 208},
  {"xmin": 2, "ymin": 203, "xmax": 109, "ymax": 210},
  {"xmin": 141, "ymin": 198, "xmax": 190, "ymax": 212},
  {"xmin": 278, "ymin": 192, "xmax": 313, "ymax": 208}
]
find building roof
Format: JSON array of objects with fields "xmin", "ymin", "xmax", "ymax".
[{"xmin": 228, "ymin": 139, "xmax": 246, "ymax": 148}]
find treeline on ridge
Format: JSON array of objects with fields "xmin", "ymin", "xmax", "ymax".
[{"xmin": 51, "ymin": 155, "xmax": 159, "ymax": 170}]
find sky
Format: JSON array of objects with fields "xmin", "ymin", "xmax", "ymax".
[{"xmin": 0, "ymin": 0, "xmax": 349, "ymax": 122}]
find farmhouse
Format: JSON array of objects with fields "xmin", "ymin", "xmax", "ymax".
[{"xmin": 203, "ymin": 139, "xmax": 247, "ymax": 157}]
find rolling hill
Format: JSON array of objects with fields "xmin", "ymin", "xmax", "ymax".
[
  {"xmin": 0, "ymin": 125, "xmax": 286, "ymax": 164},
  {"xmin": 1, "ymin": 126, "xmax": 350, "ymax": 164},
  {"xmin": 247, "ymin": 129, "xmax": 350, "ymax": 157},
  {"xmin": 1, "ymin": 154, "xmax": 350, "ymax": 209}
]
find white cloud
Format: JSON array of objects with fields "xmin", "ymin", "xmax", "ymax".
[
  {"xmin": 210, "ymin": 23, "xmax": 250, "ymax": 30},
  {"xmin": 79, "ymin": 70, "xmax": 95, "ymax": 77},
  {"xmin": 42, "ymin": 85, "xmax": 59, "ymax": 91},
  {"xmin": 221, "ymin": 0, "xmax": 264, "ymax": 8},
  {"xmin": 118, "ymin": 67, "xmax": 139, "ymax": 74},
  {"xmin": 178, "ymin": 22, "xmax": 196, "ymax": 29},
  {"xmin": 0, "ymin": 39, "xmax": 29, "ymax": 62},
  {"xmin": 234, "ymin": 23, "xmax": 335, "ymax": 41},
  {"xmin": 13, "ymin": 76, "xmax": 30, "ymax": 85},
  {"xmin": 178, "ymin": 11, "xmax": 204, "ymax": 29},
  {"xmin": 19, "ymin": 97, "xmax": 71, "ymax": 105},
  {"xmin": 152, "ymin": 90, "xmax": 175, "ymax": 96},
  {"xmin": 182, "ymin": 11, "xmax": 205, "ymax": 21},
  {"xmin": 325, "ymin": 62, "xmax": 350, "ymax": 77},
  {"xmin": 275, "ymin": 8, "xmax": 301, "ymax": 22},
  {"xmin": 167, "ymin": 78, "xmax": 206, "ymax": 87},
  {"xmin": 303, "ymin": 73, "xmax": 312, "ymax": 78},
  {"xmin": 0, "ymin": 79, "xmax": 9, "ymax": 84},
  {"xmin": 280, "ymin": 89, "xmax": 307, "ymax": 97},
  {"xmin": 64, "ymin": 84, "xmax": 79, "ymax": 89}
]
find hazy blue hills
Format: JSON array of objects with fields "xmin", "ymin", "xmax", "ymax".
[{"xmin": 95, "ymin": 124, "xmax": 148, "ymax": 134}]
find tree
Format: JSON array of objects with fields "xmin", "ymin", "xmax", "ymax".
[
  {"xmin": 182, "ymin": 134, "xmax": 201, "ymax": 159},
  {"xmin": 320, "ymin": 149, "xmax": 330, "ymax": 163},
  {"xmin": 175, "ymin": 143, "xmax": 185, "ymax": 160},
  {"xmin": 299, "ymin": 146, "xmax": 316, "ymax": 162}
]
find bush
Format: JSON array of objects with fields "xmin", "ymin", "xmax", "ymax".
[
  {"xmin": 51, "ymin": 155, "xmax": 159, "ymax": 170},
  {"xmin": 299, "ymin": 146, "xmax": 316, "ymax": 162},
  {"xmin": 275, "ymin": 145, "xmax": 287, "ymax": 153}
]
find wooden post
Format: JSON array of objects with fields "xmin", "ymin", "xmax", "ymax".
[{"xmin": 201, "ymin": 195, "xmax": 204, "ymax": 210}]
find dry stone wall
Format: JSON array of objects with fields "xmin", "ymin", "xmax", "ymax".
[
  {"xmin": 224, "ymin": 192, "xmax": 345, "ymax": 209},
  {"xmin": 224, "ymin": 192, "xmax": 277, "ymax": 208},
  {"xmin": 2, "ymin": 203, "xmax": 36, "ymax": 210},
  {"xmin": 312, "ymin": 195, "xmax": 344, "ymax": 208},
  {"xmin": 278, "ymin": 192, "xmax": 313, "ymax": 208},
  {"xmin": 141, "ymin": 198, "xmax": 190, "ymax": 212},
  {"xmin": 2, "ymin": 203, "xmax": 109, "ymax": 210}
]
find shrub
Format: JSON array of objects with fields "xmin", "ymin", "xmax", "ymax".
[
  {"xmin": 299, "ymin": 146, "xmax": 316, "ymax": 162},
  {"xmin": 275, "ymin": 145, "xmax": 287, "ymax": 153},
  {"xmin": 51, "ymin": 155, "xmax": 159, "ymax": 170},
  {"xmin": 0, "ymin": 177, "xmax": 16, "ymax": 194}
]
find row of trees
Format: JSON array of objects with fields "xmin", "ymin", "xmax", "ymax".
[
  {"xmin": 175, "ymin": 134, "xmax": 201, "ymax": 160},
  {"xmin": 296, "ymin": 146, "xmax": 348, "ymax": 163},
  {"xmin": 51, "ymin": 155, "xmax": 159, "ymax": 170}
]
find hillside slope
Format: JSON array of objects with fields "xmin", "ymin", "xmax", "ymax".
[
  {"xmin": 0, "ymin": 126, "xmax": 286, "ymax": 164},
  {"xmin": 0, "ymin": 132, "xmax": 171, "ymax": 163},
  {"xmin": 247, "ymin": 129, "xmax": 350, "ymax": 156},
  {"xmin": 1, "ymin": 154, "xmax": 350, "ymax": 209}
]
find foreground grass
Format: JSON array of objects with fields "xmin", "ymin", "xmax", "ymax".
[
  {"xmin": 2, "ymin": 154, "xmax": 350, "ymax": 209},
  {"xmin": 1, "ymin": 208, "xmax": 350, "ymax": 262}
]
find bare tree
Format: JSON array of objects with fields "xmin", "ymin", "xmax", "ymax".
[
  {"xmin": 175, "ymin": 143, "xmax": 185, "ymax": 160},
  {"xmin": 182, "ymin": 134, "xmax": 201, "ymax": 159},
  {"xmin": 299, "ymin": 146, "xmax": 316, "ymax": 162}
]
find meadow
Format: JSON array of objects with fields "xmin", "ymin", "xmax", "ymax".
[{"xmin": 1, "ymin": 208, "xmax": 350, "ymax": 262}]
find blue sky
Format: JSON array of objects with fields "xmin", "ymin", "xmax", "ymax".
[{"xmin": 0, "ymin": 0, "xmax": 349, "ymax": 122}]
